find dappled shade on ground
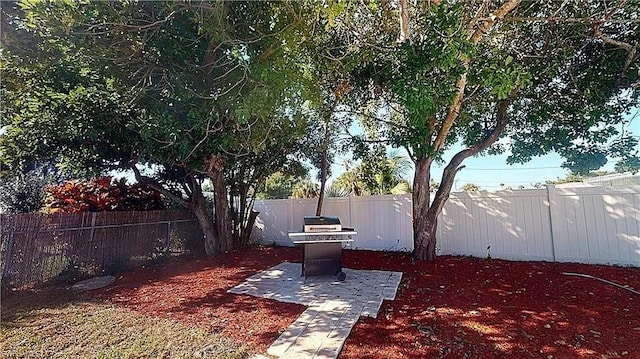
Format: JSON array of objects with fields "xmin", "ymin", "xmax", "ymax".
[
  {"xmin": 92, "ymin": 246, "xmax": 306, "ymax": 353},
  {"xmin": 92, "ymin": 247, "xmax": 639, "ymax": 358},
  {"xmin": 341, "ymin": 250, "xmax": 640, "ymax": 358}
]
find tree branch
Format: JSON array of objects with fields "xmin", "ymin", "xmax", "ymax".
[
  {"xmin": 431, "ymin": 87, "xmax": 519, "ymax": 216},
  {"xmin": 470, "ymin": 0, "xmax": 522, "ymax": 44},
  {"xmin": 130, "ymin": 164, "xmax": 190, "ymax": 208},
  {"xmin": 82, "ymin": 11, "xmax": 176, "ymax": 33},
  {"xmin": 433, "ymin": 0, "xmax": 521, "ymax": 152},
  {"xmin": 433, "ymin": 73, "xmax": 468, "ymax": 151},
  {"xmin": 498, "ymin": 17, "xmax": 640, "ymax": 24},
  {"xmin": 592, "ymin": 0, "xmax": 638, "ymax": 76},
  {"xmin": 466, "ymin": 0, "xmax": 491, "ymax": 34},
  {"xmin": 397, "ymin": 0, "xmax": 410, "ymax": 43}
]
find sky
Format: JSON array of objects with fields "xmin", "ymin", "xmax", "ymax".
[
  {"xmin": 327, "ymin": 108, "xmax": 640, "ymax": 191},
  {"xmin": 108, "ymin": 107, "xmax": 638, "ymax": 191}
]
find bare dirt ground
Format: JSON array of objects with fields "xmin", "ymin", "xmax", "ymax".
[{"xmin": 90, "ymin": 247, "xmax": 640, "ymax": 358}]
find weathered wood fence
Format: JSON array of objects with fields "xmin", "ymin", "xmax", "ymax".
[
  {"xmin": 253, "ymin": 185, "xmax": 640, "ymax": 267},
  {"xmin": 1, "ymin": 210, "xmax": 202, "ymax": 288}
]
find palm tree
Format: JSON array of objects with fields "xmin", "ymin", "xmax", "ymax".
[
  {"xmin": 326, "ymin": 184, "xmax": 350, "ymax": 197},
  {"xmin": 333, "ymin": 151, "xmax": 413, "ymax": 196},
  {"xmin": 291, "ymin": 180, "xmax": 319, "ymax": 199}
]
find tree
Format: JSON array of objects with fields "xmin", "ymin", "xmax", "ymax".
[
  {"xmin": 257, "ymin": 172, "xmax": 298, "ymax": 200},
  {"xmin": 331, "ymin": 160, "xmax": 362, "ymax": 196},
  {"xmin": 0, "ymin": 27, "xmax": 142, "ymax": 178},
  {"xmin": 328, "ymin": 0, "xmax": 639, "ymax": 260},
  {"xmin": 291, "ymin": 179, "xmax": 319, "ymax": 199},
  {"xmin": 326, "ymin": 184, "xmax": 350, "ymax": 198},
  {"xmin": 332, "ymin": 150, "xmax": 413, "ymax": 196},
  {"xmin": 293, "ymin": 11, "xmax": 355, "ymax": 217},
  {"xmin": 0, "ymin": 170, "xmax": 49, "ymax": 213},
  {"xmin": 1, "ymin": 1, "xmax": 315, "ymax": 254},
  {"xmin": 461, "ymin": 183, "xmax": 480, "ymax": 192}
]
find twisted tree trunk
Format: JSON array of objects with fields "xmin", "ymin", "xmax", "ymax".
[
  {"xmin": 190, "ymin": 180, "xmax": 219, "ymax": 255},
  {"xmin": 412, "ymin": 94, "xmax": 515, "ymax": 261},
  {"xmin": 206, "ymin": 156, "xmax": 234, "ymax": 253}
]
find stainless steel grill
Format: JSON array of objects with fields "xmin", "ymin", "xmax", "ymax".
[
  {"xmin": 288, "ymin": 216, "xmax": 357, "ymax": 281},
  {"xmin": 303, "ymin": 216, "xmax": 342, "ymax": 233}
]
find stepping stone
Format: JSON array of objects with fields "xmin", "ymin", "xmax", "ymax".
[{"xmin": 71, "ymin": 275, "xmax": 116, "ymax": 292}]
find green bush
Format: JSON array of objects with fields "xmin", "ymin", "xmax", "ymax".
[{"xmin": 0, "ymin": 171, "xmax": 49, "ymax": 213}]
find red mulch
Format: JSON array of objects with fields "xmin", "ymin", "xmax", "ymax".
[{"xmin": 91, "ymin": 247, "xmax": 640, "ymax": 358}]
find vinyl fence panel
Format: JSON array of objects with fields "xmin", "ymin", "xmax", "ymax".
[
  {"xmin": 437, "ymin": 190, "xmax": 555, "ymax": 261},
  {"xmin": 551, "ymin": 186, "xmax": 640, "ymax": 266},
  {"xmin": 349, "ymin": 195, "xmax": 413, "ymax": 251},
  {"xmin": 253, "ymin": 195, "xmax": 413, "ymax": 251},
  {"xmin": 253, "ymin": 185, "xmax": 640, "ymax": 267},
  {"xmin": 253, "ymin": 199, "xmax": 292, "ymax": 246}
]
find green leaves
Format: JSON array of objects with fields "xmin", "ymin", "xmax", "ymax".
[
  {"xmin": 346, "ymin": 0, "xmax": 638, "ymax": 174},
  {"xmin": 477, "ymin": 60, "xmax": 531, "ymax": 100},
  {"xmin": 333, "ymin": 149, "xmax": 413, "ymax": 196},
  {"xmin": 1, "ymin": 49, "xmax": 141, "ymax": 177},
  {"xmin": 505, "ymin": 55, "xmax": 513, "ymax": 66}
]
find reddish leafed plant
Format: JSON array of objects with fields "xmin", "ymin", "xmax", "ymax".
[{"xmin": 45, "ymin": 177, "xmax": 165, "ymax": 213}]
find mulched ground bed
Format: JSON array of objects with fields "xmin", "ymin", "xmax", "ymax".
[{"xmin": 92, "ymin": 247, "xmax": 640, "ymax": 358}]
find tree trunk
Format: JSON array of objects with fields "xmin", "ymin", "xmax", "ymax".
[
  {"xmin": 241, "ymin": 210, "xmax": 260, "ymax": 245},
  {"xmin": 397, "ymin": 0, "xmax": 410, "ymax": 43},
  {"xmin": 236, "ymin": 183, "xmax": 258, "ymax": 247},
  {"xmin": 413, "ymin": 212, "xmax": 438, "ymax": 262},
  {"xmin": 315, "ymin": 145, "xmax": 328, "ymax": 216},
  {"xmin": 210, "ymin": 168, "xmax": 234, "ymax": 253},
  {"xmin": 412, "ymin": 158, "xmax": 438, "ymax": 261},
  {"xmin": 315, "ymin": 117, "xmax": 331, "ymax": 216},
  {"xmin": 131, "ymin": 165, "xmax": 220, "ymax": 255},
  {"xmin": 412, "ymin": 95, "xmax": 515, "ymax": 261},
  {"xmin": 191, "ymin": 185, "xmax": 219, "ymax": 256}
]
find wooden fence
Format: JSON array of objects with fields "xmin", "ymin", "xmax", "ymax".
[
  {"xmin": 252, "ymin": 185, "xmax": 640, "ymax": 267},
  {"xmin": 1, "ymin": 210, "xmax": 202, "ymax": 288}
]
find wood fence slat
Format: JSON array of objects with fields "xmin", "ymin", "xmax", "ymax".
[{"xmin": 1, "ymin": 210, "xmax": 199, "ymax": 288}]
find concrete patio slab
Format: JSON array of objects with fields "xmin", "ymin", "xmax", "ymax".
[{"xmin": 228, "ymin": 262, "xmax": 402, "ymax": 359}]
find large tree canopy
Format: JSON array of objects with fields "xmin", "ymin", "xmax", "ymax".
[
  {"xmin": 1, "ymin": 0, "xmax": 318, "ymax": 254},
  {"xmin": 1, "ymin": 0, "xmax": 637, "ymax": 263},
  {"xmin": 322, "ymin": 0, "xmax": 639, "ymax": 260}
]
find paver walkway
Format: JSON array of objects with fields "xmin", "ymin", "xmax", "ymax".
[{"xmin": 228, "ymin": 262, "xmax": 402, "ymax": 359}]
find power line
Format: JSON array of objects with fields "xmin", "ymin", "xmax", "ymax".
[
  {"xmin": 454, "ymin": 179, "xmax": 545, "ymax": 184},
  {"xmin": 462, "ymin": 166, "xmax": 562, "ymax": 171}
]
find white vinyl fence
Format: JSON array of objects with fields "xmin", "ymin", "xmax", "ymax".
[{"xmin": 252, "ymin": 185, "xmax": 640, "ymax": 266}]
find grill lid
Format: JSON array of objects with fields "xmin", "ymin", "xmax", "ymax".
[
  {"xmin": 304, "ymin": 216, "xmax": 341, "ymax": 232},
  {"xmin": 304, "ymin": 216, "xmax": 340, "ymax": 226}
]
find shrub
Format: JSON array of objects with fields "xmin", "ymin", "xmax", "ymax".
[
  {"xmin": 0, "ymin": 171, "xmax": 49, "ymax": 213},
  {"xmin": 44, "ymin": 177, "xmax": 165, "ymax": 213}
]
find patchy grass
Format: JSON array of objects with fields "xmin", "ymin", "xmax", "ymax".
[{"xmin": 1, "ymin": 289, "xmax": 249, "ymax": 359}]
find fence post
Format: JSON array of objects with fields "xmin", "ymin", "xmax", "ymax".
[
  {"xmin": 348, "ymin": 196, "xmax": 353, "ymax": 228},
  {"xmin": 166, "ymin": 221, "xmax": 172, "ymax": 251},
  {"xmin": 546, "ymin": 185, "xmax": 558, "ymax": 262},
  {"xmin": 289, "ymin": 198, "xmax": 294, "ymax": 233}
]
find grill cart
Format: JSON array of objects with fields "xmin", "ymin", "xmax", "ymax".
[{"xmin": 288, "ymin": 216, "xmax": 357, "ymax": 281}]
